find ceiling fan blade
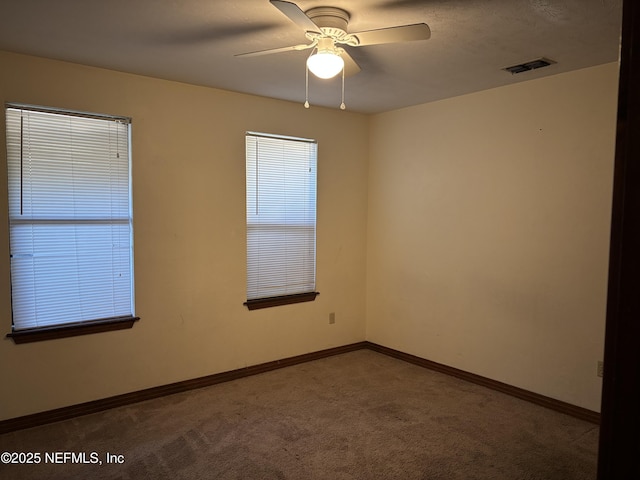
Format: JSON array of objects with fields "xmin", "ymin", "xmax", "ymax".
[
  {"xmin": 270, "ymin": 0, "xmax": 322, "ymax": 33},
  {"xmin": 352, "ymin": 23, "xmax": 431, "ymax": 46},
  {"xmin": 235, "ymin": 43, "xmax": 314, "ymax": 58},
  {"xmin": 342, "ymin": 50, "xmax": 361, "ymax": 77}
]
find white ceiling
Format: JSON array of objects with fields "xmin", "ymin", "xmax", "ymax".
[{"xmin": 0, "ymin": 0, "xmax": 622, "ymax": 114}]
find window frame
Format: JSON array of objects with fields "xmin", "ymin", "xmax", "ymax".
[
  {"xmin": 244, "ymin": 131, "xmax": 319, "ymax": 310},
  {"xmin": 4, "ymin": 103, "xmax": 139, "ymax": 343}
]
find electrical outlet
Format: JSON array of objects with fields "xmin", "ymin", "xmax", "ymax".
[
  {"xmin": 597, "ymin": 361, "xmax": 604, "ymax": 378},
  {"xmin": 329, "ymin": 312, "xmax": 335, "ymax": 325}
]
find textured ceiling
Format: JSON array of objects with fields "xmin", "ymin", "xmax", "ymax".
[{"xmin": 0, "ymin": 0, "xmax": 623, "ymax": 113}]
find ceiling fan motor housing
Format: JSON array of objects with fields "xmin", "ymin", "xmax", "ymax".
[{"xmin": 304, "ymin": 7, "xmax": 357, "ymax": 45}]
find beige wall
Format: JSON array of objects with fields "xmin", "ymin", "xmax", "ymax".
[
  {"xmin": 0, "ymin": 51, "xmax": 369, "ymax": 420},
  {"xmin": 366, "ymin": 63, "xmax": 619, "ymax": 411}
]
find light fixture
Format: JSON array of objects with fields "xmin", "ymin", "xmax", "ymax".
[
  {"xmin": 303, "ymin": 38, "xmax": 347, "ymax": 110},
  {"xmin": 306, "ymin": 38, "xmax": 344, "ymax": 79}
]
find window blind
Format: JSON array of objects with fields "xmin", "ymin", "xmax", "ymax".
[
  {"xmin": 5, "ymin": 105, "xmax": 134, "ymax": 330},
  {"xmin": 246, "ymin": 132, "xmax": 317, "ymax": 301}
]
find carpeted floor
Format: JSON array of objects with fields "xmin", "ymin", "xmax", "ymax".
[{"xmin": 0, "ymin": 350, "xmax": 599, "ymax": 479}]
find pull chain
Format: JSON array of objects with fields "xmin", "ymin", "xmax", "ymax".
[
  {"xmin": 340, "ymin": 66, "xmax": 346, "ymax": 110},
  {"xmin": 304, "ymin": 50, "xmax": 312, "ymax": 109}
]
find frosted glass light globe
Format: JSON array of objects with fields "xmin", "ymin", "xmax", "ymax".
[{"xmin": 307, "ymin": 52, "xmax": 344, "ymax": 79}]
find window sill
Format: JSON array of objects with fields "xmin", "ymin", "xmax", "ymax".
[
  {"xmin": 244, "ymin": 292, "xmax": 319, "ymax": 310},
  {"xmin": 6, "ymin": 316, "xmax": 140, "ymax": 344}
]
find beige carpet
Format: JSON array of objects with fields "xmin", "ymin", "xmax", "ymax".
[{"xmin": 0, "ymin": 350, "xmax": 598, "ymax": 479}]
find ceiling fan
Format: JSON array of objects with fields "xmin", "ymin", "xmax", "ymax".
[{"xmin": 236, "ymin": 0, "xmax": 431, "ymax": 81}]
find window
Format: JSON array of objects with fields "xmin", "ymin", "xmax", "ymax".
[
  {"xmin": 244, "ymin": 132, "xmax": 318, "ymax": 310},
  {"xmin": 5, "ymin": 104, "xmax": 137, "ymax": 343}
]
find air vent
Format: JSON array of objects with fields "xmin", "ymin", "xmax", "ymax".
[{"xmin": 503, "ymin": 58, "xmax": 555, "ymax": 75}]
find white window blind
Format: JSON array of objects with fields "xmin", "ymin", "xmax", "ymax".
[
  {"xmin": 246, "ymin": 132, "xmax": 317, "ymax": 301},
  {"xmin": 5, "ymin": 105, "xmax": 134, "ymax": 331}
]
